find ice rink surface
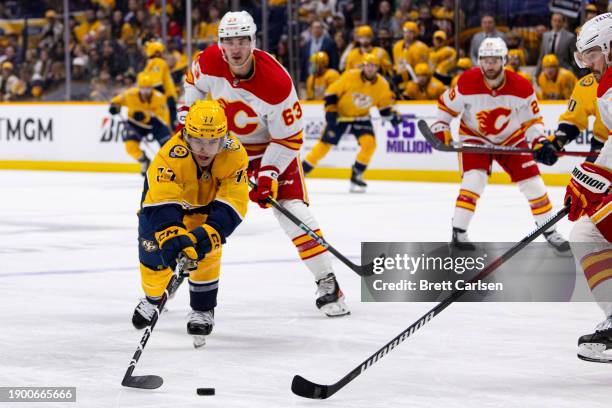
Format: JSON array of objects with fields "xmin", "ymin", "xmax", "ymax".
[{"xmin": 1, "ymin": 170, "xmax": 611, "ymax": 408}]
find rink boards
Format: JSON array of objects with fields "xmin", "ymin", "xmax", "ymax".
[{"xmin": 0, "ymin": 101, "xmax": 591, "ymax": 185}]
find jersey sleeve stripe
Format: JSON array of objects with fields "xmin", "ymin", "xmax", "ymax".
[
  {"xmin": 270, "ymin": 130, "xmax": 304, "ymax": 151},
  {"xmin": 438, "ymin": 97, "xmax": 459, "ymax": 117}
]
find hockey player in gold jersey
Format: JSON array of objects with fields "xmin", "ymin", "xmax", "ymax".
[
  {"xmin": 344, "ymin": 25, "xmax": 393, "ymax": 75},
  {"xmin": 305, "ymin": 51, "xmax": 340, "ymax": 100},
  {"xmin": 143, "ymin": 41, "xmax": 178, "ymax": 126},
  {"xmin": 401, "ymin": 63, "xmax": 447, "ymax": 100},
  {"xmin": 302, "ymin": 53, "xmax": 398, "ymax": 192},
  {"xmin": 537, "ymin": 54, "xmax": 577, "ymax": 100},
  {"xmin": 133, "ymin": 100, "xmax": 248, "ymax": 348},
  {"xmin": 109, "ymin": 72, "xmax": 171, "ymax": 175},
  {"xmin": 534, "ymin": 73, "xmax": 607, "ymax": 165}
]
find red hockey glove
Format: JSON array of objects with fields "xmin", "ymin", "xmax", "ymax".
[
  {"xmin": 249, "ymin": 166, "xmax": 279, "ymax": 209},
  {"xmin": 430, "ymin": 121, "xmax": 451, "ymax": 145},
  {"xmin": 564, "ymin": 162, "xmax": 612, "ymax": 221},
  {"xmin": 175, "ymin": 105, "xmax": 190, "ymax": 133}
]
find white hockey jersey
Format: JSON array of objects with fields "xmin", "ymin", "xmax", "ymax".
[
  {"xmin": 595, "ymin": 67, "xmax": 612, "ymax": 170},
  {"xmin": 436, "ymin": 68, "xmax": 545, "ymax": 147},
  {"xmin": 184, "ymin": 45, "xmax": 303, "ymax": 174}
]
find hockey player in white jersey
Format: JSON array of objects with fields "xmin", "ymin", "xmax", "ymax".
[
  {"xmin": 431, "ymin": 37, "xmax": 569, "ymax": 252},
  {"xmin": 566, "ymin": 13, "xmax": 612, "ymax": 363},
  {"xmin": 182, "ymin": 11, "xmax": 349, "ymax": 317}
]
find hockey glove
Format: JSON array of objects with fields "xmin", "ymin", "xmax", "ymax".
[
  {"xmin": 155, "ymin": 225, "xmax": 198, "ymax": 270},
  {"xmin": 109, "ymin": 104, "xmax": 120, "ymax": 115},
  {"xmin": 430, "ymin": 121, "xmax": 452, "ymax": 145},
  {"xmin": 249, "ymin": 165, "xmax": 279, "ymax": 209},
  {"xmin": 325, "ymin": 111, "xmax": 338, "ymax": 127},
  {"xmin": 190, "ymin": 224, "xmax": 225, "ymax": 259},
  {"xmin": 133, "ymin": 111, "xmax": 146, "ymax": 122},
  {"xmin": 175, "ymin": 105, "xmax": 190, "ymax": 132},
  {"xmin": 564, "ymin": 162, "xmax": 612, "ymax": 221},
  {"xmin": 533, "ymin": 137, "xmax": 563, "ymax": 166}
]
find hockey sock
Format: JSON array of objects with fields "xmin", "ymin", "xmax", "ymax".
[
  {"xmin": 273, "ymin": 199, "xmax": 334, "ymax": 280},
  {"xmin": 355, "ymin": 134, "xmax": 376, "ymax": 166},
  {"xmin": 303, "ymin": 141, "xmax": 332, "ymax": 172},
  {"xmin": 518, "ymin": 176, "xmax": 553, "ymax": 231},
  {"xmin": 452, "ymin": 170, "xmax": 487, "ymax": 230}
]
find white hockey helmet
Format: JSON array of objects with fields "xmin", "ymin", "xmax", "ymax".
[
  {"xmin": 218, "ymin": 11, "xmax": 257, "ymax": 50},
  {"xmin": 575, "ymin": 13, "xmax": 612, "ymax": 68},
  {"xmin": 478, "ymin": 37, "xmax": 508, "ymax": 65}
]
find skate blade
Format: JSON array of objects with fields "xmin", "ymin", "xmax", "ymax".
[
  {"xmin": 193, "ymin": 335, "xmax": 207, "ymax": 348},
  {"xmin": 349, "ymin": 184, "xmax": 367, "ymax": 194},
  {"xmin": 319, "ymin": 299, "xmax": 351, "ymax": 317},
  {"xmin": 577, "ymin": 343, "xmax": 612, "ymax": 363}
]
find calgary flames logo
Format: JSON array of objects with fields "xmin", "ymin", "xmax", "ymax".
[
  {"xmin": 217, "ymin": 98, "xmax": 259, "ymax": 136},
  {"xmin": 475, "ymin": 107, "xmax": 512, "ymax": 136}
]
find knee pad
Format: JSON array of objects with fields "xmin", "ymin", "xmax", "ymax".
[
  {"xmin": 140, "ymin": 263, "xmax": 172, "ymax": 298},
  {"xmin": 460, "ymin": 170, "xmax": 487, "ymax": 196}
]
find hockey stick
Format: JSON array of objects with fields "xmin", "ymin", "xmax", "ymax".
[
  {"xmin": 248, "ymin": 180, "xmax": 377, "ymax": 277},
  {"xmin": 291, "ymin": 204, "xmax": 570, "ymax": 399},
  {"xmin": 417, "ymin": 119, "xmax": 597, "ymax": 158},
  {"xmin": 121, "ymin": 255, "xmax": 197, "ymax": 389}
]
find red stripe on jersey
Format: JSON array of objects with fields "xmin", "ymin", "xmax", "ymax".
[
  {"xmin": 597, "ymin": 66, "xmax": 612, "ymax": 97},
  {"xmin": 457, "ymin": 68, "xmax": 534, "ymax": 98},
  {"xmin": 195, "ymin": 45, "xmax": 294, "ymax": 105}
]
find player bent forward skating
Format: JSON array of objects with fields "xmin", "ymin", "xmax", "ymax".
[
  {"xmin": 431, "ymin": 37, "xmax": 569, "ymax": 253},
  {"xmin": 567, "ymin": 13, "xmax": 612, "ymax": 362},
  {"xmin": 182, "ymin": 11, "xmax": 349, "ymax": 317},
  {"xmin": 132, "ymin": 100, "xmax": 249, "ymax": 348}
]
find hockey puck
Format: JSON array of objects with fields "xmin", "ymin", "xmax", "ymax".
[{"xmin": 197, "ymin": 388, "xmax": 215, "ymax": 396}]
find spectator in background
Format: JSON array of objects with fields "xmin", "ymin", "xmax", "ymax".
[
  {"xmin": 583, "ymin": 3, "xmax": 599, "ymax": 24},
  {"xmin": 393, "ymin": 0, "xmax": 418, "ymax": 37},
  {"xmin": 505, "ymin": 30, "xmax": 528, "ymax": 65},
  {"xmin": 40, "ymin": 10, "xmax": 64, "ymax": 51},
  {"xmin": 469, "ymin": 14, "xmax": 505, "ymax": 66},
  {"xmin": 432, "ymin": 0, "xmax": 459, "ymax": 37},
  {"xmin": 417, "ymin": 5, "xmax": 436, "ymax": 46},
  {"xmin": 377, "ymin": 27, "xmax": 394, "ymax": 61},
  {"xmin": 198, "ymin": 5, "xmax": 221, "ymax": 47},
  {"xmin": 393, "ymin": 22, "xmax": 430, "ymax": 76},
  {"xmin": 450, "ymin": 57, "xmax": 472, "ymax": 87},
  {"xmin": 301, "ymin": 20, "xmax": 337, "ymax": 81},
  {"xmin": 74, "ymin": 9, "xmax": 103, "ymax": 44},
  {"xmin": 344, "ymin": 25, "xmax": 393, "ymax": 75},
  {"xmin": 507, "ymin": 49, "xmax": 533, "ymax": 83},
  {"xmin": 400, "ymin": 63, "xmax": 446, "ymax": 100},
  {"xmin": 274, "ymin": 35, "xmax": 290, "ymax": 71},
  {"xmin": 373, "ymin": 1, "xmax": 399, "ymax": 37},
  {"xmin": 0, "ymin": 45, "xmax": 18, "ymax": 67},
  {"xmin": 315, "ymin": 0, "xmax": 336, "ymax": 24},
  {"xmin": 537, "ymin": 54, "xmax": 577, "ymax": 100},
  {"xmin": 329, "ymin": 12, "xmax": 349, "ymax": 42},
  {"xmin": 429, "ymin": 30, "xmax": 457, "ymax": 85},
  {"xmin": 305, "ymin": 51, "xmax": 340, "ymax": 100},
  {"xmin": 536, "ymin": 13, "xmax": 577, "ymax": 76},
  {"xmin": 0, "ymin": 62, "xmax": 25, "ymax": 101}
]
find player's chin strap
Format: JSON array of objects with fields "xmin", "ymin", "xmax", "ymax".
[{"xmin": 247, "ymin": 179, "xmax": 380, "ymax": 277}]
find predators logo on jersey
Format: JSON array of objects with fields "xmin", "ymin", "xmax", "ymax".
[
  {"xmin": 351, "ymin": 92, "xmax": 374, "ymax": 109},
  {"xmin": 169, "ymin": 145, "xmax": 188, "ymax": 158},
  {"xmin": 476, "ymin": 107, "xmax": 512, "ymax": 136}
]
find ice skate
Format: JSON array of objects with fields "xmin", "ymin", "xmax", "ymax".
[
  {"xmin": 578, "ymin": 316, "xmax": 612, "ymax": 363},
  {"xmin": 543, "ymin": 230, "xmax": 571, "ymax": 255},
  {"xmin": 187, "ymin": 309, "xmax": 215, "ymax": 348},
  {"xmin": 451, "ymin": 227, "xmax": 476, "ymax": 251},
  {"xmin": 316, "ymin": 273, "xmax": 350, "ymax": 317},
  {"xmin": 349, "ymin": 167, "xmax": 367, "ymax": 193},
  {"xmin": 132, "ymin": 297, "xmax": 158, "ymax": 329}
]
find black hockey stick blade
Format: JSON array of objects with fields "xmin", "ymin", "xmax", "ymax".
[
  {"xmin": 122, "ymin": 374, "xmax": 163, "ymax": 389},
  {"xmin": 417, "ymin": 119, "xmax": 454, "ymax": 151},
  {"xmin": 291, "ymin": 375, "xmax": 331, "ymax": 399}
]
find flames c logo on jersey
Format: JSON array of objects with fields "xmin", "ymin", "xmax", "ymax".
[
  {"xmin": 217, "ymin": 98, "xmax": 259, "ymax": 136},
  {"xmin": 476, "ymin": 107, "xmax": 512, "ymax": 135}
]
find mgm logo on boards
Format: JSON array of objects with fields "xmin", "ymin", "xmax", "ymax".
[{"xmin": 0, "ymin": 117, "xmax": 53, "ymax": 141}]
